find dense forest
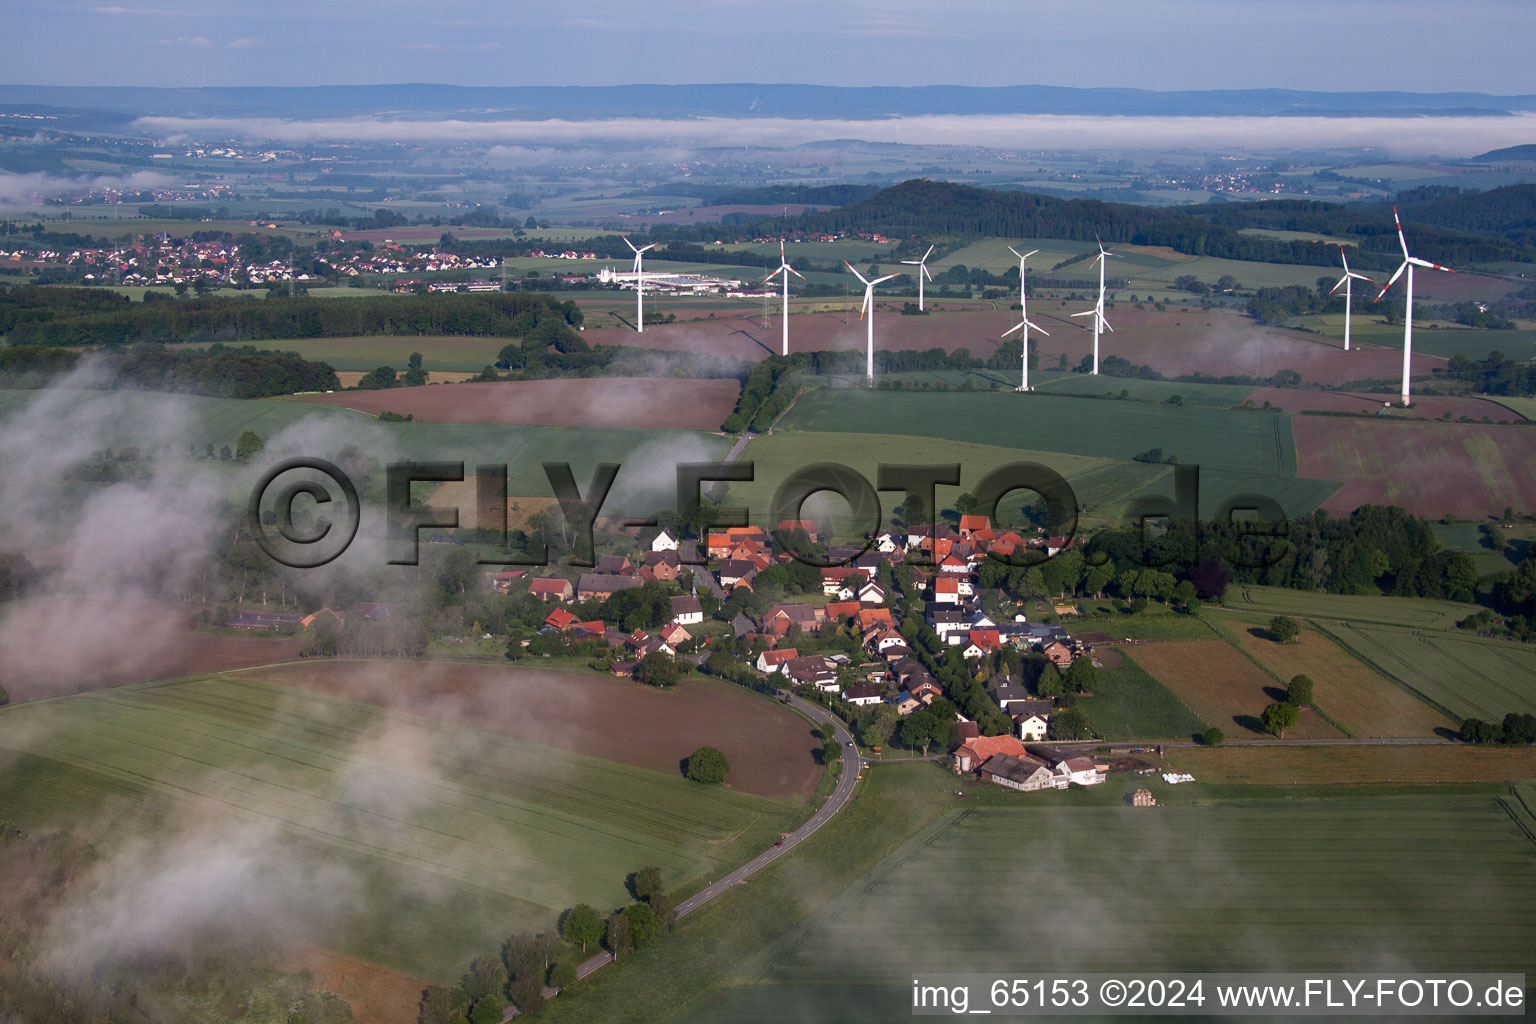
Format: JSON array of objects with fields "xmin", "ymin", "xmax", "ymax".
[
  {"xmin": 0, "ymin": 343, "xmax": 340, "ymax": 398},
  {"xmin": 2, "ymin": 287, "xmax": 585, "ymax": 348}
]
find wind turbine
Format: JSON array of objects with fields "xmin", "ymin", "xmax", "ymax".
[
  {"xmin": 900, "ymin": 244, "xmax": 935, "ymax": 311},
  {"xmin": 763, "ymin": 239, "xmax": 804, "ymax": 356},
  {"xmin": 623, "ymin": 236, "xmax": 655, "ymax": 333},
  {"xmin": 845, "ymin": 261, "xmax": 900, "ymax": 385},
  {"xmin": 1372, "ymin": 207, "xmax": 1454, "ymax": 406},
  {"xmin": 1004, "ymin": 246, "xmax": 1044, "ymax": 391},
  {"xmin": 1328, "ymin": 246, "xmax": 1373, "ymax": 352},
  {"xmin": 1070, "ymin": 238, "xmax": 1116, "ymax": 374}
]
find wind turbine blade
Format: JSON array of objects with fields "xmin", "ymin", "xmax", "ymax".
[
  {"xmin": 1007, "ymin": 246, "xmax": 1023, "ymax": 261},
  {"xmin": 788, "ymin": 267, "xmax": 806, "ymax": 280},
  {"xmin": 1393, "ymin": 206, "xmax": 1409, "ymax": 260},
  {"xmin": 844, "ymin": 260, "xmax": 870, "ymax": 286},
  {"xmin": 1024, "ymin": 319, "xmax": 1050, "ymax": 336},
  {"xmin": 1101, "ymin": 316, "xmax": 1114, "ymax": 333},
  {"xmin": 1339, "ymin": 247, "xmax": 1351, "ymax": 274},
  {"xmin": 1374, "ymin": 261, "xmax": 1407, "ymax": 302},
  {"xmin": 1023, "ymin": 249, "xmax": 1038, "ymax": 259},
  {"xmin": 922, "ymin": 264, "xmax": 933, "ymax": 281},
  {"xmin": 639, "ymin": 243, "xmax": 655, "ymax": 253},
  {"xmin": 1329, "ymin": 275, "xmax": 1348, "ymax": 295},
  {"xmin": 1069, "ymin": 310, "xmax": 1095, "ymax": 318},
  {"xmin": 922, "ymin": 244, "xmax": 934, "ymax": 262},
  {"xmin": 901, "ymin": 259, "xmax": 922, "ymax": 266},
  {"xmin": 1349, "ymin": 272, "xmax": 1375, "ymax": 283},
  {"xmin": 1410, "ymin": 256, "xmax": 1455, "ymax": 273},
  {"xmin": 1001, "ymin": 321, "xmax": 1024, "ymax": 338},
  {"xmin": 872, "ymin": 273, "xmax": 900, "ymax": 285},
  {"xmin": 624, "ymin": 236, "xmax": 640, "ymax": 254}
]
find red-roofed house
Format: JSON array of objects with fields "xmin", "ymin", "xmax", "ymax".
[
  {"xmin": 529, "ymin": 577, "xmax": 574, "ymax": 602},
  {"xmin": 544, "ymin": 608, "xmax": 579, "ymax": 631},
  {"xmin": 756, "ymin": 648, "xmax": 800, "ymax": 674},
  {"xmin": 953, "ymin": 734, "xmax": 1028, "ymax": 773},
  {"xmin": 958, "ymin": 514, "xmax": 991, "ymax": 538}
]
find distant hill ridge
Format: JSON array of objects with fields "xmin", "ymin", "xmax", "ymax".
[{"xmin": 2, "ymin": 83, "xmax": 1535, "ymax": 120}]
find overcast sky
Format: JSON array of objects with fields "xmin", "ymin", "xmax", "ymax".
[{"xmin": 5, "ymin": 0, "xmax": 1533, "ymax": 94}]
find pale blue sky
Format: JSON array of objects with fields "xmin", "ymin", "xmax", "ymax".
[{"xmin": 4, "ymin": 0, "xmax": 1533, "ymax": 93}]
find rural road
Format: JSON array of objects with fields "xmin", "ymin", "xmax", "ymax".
[{"xmin": 509, "ymin": 691, "xmax": 865, "ymax": 1017}]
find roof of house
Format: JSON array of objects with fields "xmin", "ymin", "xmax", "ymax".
[
  {"xmin": 577, "ymin": 573, "xmax": 641, "ymax": 594},
  {"xmin": 958, "ymin": 514, "xmax": 991, "ymax": 532},
  {"xmin": 769, "ymin": 603, "xmax": 819, "ymax": 623},
  {"xmin": 980, "ymin": 752, "xmax": 1053, "ymax": 785},
  {"xmin": 670, "ymin": 595, "xmax": 703, "ymax": 616},
  {"xmin": 843, "ymin": 684, "xmax": 881, "ymax": 700},
  {"xmin": 956, "ymin": 734, "xmax": 1027, "ymax": 765},
  {"xmin": 760, "ymin": 648, "xmax": 799, "ymax": 666},
  {"xmin": 594, "ymin": 554, "xmax": 632, "ymax": 574},
  {"xmin": 1024, "ymin": 743, "xmax": 1074, "ymax": 766},
  {"xmin": 992, "ymin": 685, "xmax": 1034, "ymax": 704},
  {"xmin": 544, "ymin": 608, "xmax": 578, "ymax": 630},
  {"xmin": 529, "ymin": 577, "xmax": 573, "ymax": 594},
  {"xmin": 1011, "ymin": 700, "xmax": 1054, "ymax": 719}
]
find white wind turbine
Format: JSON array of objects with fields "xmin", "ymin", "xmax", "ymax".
[
  {"xmin": 1372, "ymin": 206, "xmax": 1454, "ymax": 406},
  {"xmin": 901, "ymin": 244, "xmax": 935, "ymax": 311},
  {"xmin": 1003, "ymin": 246, "xmax": 1045, "ymax": 391},
  {"xmin": 845, "ymin": 261, "xmax": 901, "ymax": 384},
  {"xmin": 623, "ymin": 236, "xmax": 655, "ymax": 333},
  {"xmin": 1328, "ymin": 246, "xmax": 1374, "ymax": 352},
  {"xmin": 763, "ymin": 239, "xmax": 805, "ymax": 356},
  {"xmin": 1070, "ymin": 238, "xmax": 1116, "ymax": 374}
]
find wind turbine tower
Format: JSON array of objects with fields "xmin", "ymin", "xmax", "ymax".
[
  {"xmin": 1003, "ymin": 246, "xmax": 1045, "ymax": 391},
  {"xmin": 1329, "ymin": 246, "xmax": 1373, "ymax": 352},
  {"xmin": 901, "ymin": 244, "xmax": 936, "ymax": 311},
  {"xmin": 845, "ymin": 261, "xmax": 900, "ymax": 385},
  {"xmin": 1071, "ymin": 239, "xmax": 1116, "ymax": 374},
  {"xmin": 1372, "ymin": 207, "xmax": 1454, "ymax": 406},
  {"xmin": 763, "ymin": 239, "xmax": 805, "ymax": 356},
  {"xmin": 623, "ymin": 236, "xmax": 655, "ymax": 333}
]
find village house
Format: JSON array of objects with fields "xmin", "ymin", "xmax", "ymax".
[
  {"xmin": 669, "ymin": 595, "xmax": 704, "ymax": 625},
  {"xmin": 954, "ymin": 733, "xmax": 1029, "ymax": 773},
  {"xmin": 842, "ymin": 683, "xmax": 884, "ymax": 707},
  {"xmin": 488, "ymin": 570, "xmax": 526, "ymax": 594},
  {"xmin": 543, "ymin": 607, "xmax": 579, "ymax": 632},
  {"xmin": 1025, "ymin": 744, "xmax": 1107, "ymax": 786},
  {"xmin": 528, "ymin": 577, "xmax": 574, "ymax": 603},
  {"xmin": 764, "ymin": 603, "xmax": 821, "ymax": 636},
  {"xmin": 756, "ymin": 648, "xmax": 799, "ymax": 674},
  {"xmin": 1012, "ymin": 701, "xmax": 1054, "ymax": 741},
  {"xmin": 980, "ymin": 753, "xmax": 1058, "ymax": 792},
  {"xmin": 650, "ymin": 528, "xmax": 679, "ymax": 552},
  {"xmin": 642, "ymin": 550, "xmax": 682, "ymax": 581},
  {"xmin": 594, "ymin": 554, "xmax": 633, "ymax": 575},
  {"xmin": 577, "ymin": 573, "xmax": 642, "ymax": 601},
  {"xmin": 784, "ymin": 655, "xmax": 839, "ymax": 690}
]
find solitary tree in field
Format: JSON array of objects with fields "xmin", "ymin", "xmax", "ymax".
[
  {"xmin": 686, "ymin": 746, "xmax": 730, "ymax": 784},
  {"xmin": 1203, "ymin": 727, "xmax": 1224, "ymax": 746},
  {"xmin": 560, "ymin": 904, "xmax": 602, "ymax": 953},
  {"xmin": 632, "ymin": 866, "xmax": 664, "ymax": 903},
  {"xmin": 1287, "ymin": 674, "xmax": 1314, "ymax": 707},
  {"xmin": 1268, "ymin": 615, "xmax": 1301, "ymax": 643},
  {"xmin": 1261, "ymin": 701, "xmax": 1299, "ymax": 738}
]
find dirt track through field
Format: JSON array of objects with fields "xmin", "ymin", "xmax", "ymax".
[{"xmin": 243, "ymin": 660, "xmax": 822, "ymax": 800}]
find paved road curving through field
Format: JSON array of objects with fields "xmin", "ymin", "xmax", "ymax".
[{"xmin": 508, "ymin": 691, "xmax": 864, "ymax": 1018}]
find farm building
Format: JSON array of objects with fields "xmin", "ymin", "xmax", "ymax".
[
  {"xmin": 980, "ymin": 754, "xmax": 1058, "ymax": 792},
  {"xmin": 577, "ymin": 573, "xmax": 642, "ymax": 601}
]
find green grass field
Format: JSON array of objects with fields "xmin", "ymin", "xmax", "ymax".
[
  {"xmin": 657, "ymin": 782, "xmax": 1536, "ymax": 1023},
  {"xmin": 1486, "ymin": 395, "xmax": 1536, "ymax": 420},
  {"xmin": 771, "ymin": 389, "xmax": 1340, "ymax": 519},
  {"xmin": 1028, "ymin": 373, "xmax": 1259, "ymax": 408},
  {"xmin": 727, "ymin": 430, "xmax": 1169, "ymax": 527},
  {"xmin": 0, "ymin": 674, "xmax": 801, "ymax": 981},
  {"xmin": 779, "ymin": 389, "xmax": 1298, "ymax": 477},
  {"xmin": 1076, "ymin": 649, "xmax": 1208, "ymax": 741},
  {"xmin": 0, "ymin": 388, "xmax": 726, "ymax": 509},
  {"xmin": 1431, "ymin": 521, "xmax": 1532, "ymax": 576},
  {"xmin": 185, "ymin": 334, "xmax": 513, "ymax": 372},
  {"xmin": 1224, "ymin": 584, "xmax": 1480, "ymax": 631},
  {"xmin": 1318, "ymin": 622, "xmax": 1536, "ymax": 722}
]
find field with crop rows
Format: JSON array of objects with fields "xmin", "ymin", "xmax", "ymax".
[
  {"xmin": 1223, "ymin": 585, "xmax": 1480, "ymax": 630},
  {"xmin": 673, "ymin": 794, "xmax": 1536, "ymax": 1022},
  {"xmin": 1318, "ymin": 622, "xmax": 1536, "ymax": 722},
  {"xmin": 1211, "ymin": 617, "xmax": 1453, "ymax": 737},
  {"xmin": 0, "ymin": 674, "xmax": 803, "ymax": 981},
  {"xmin": 1073, "ymin": 649, "xmax": 1207, "ymax": 741}
]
